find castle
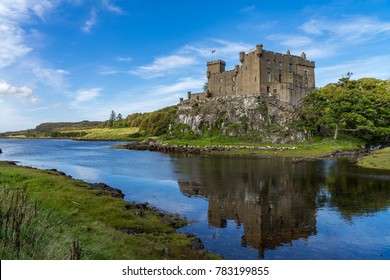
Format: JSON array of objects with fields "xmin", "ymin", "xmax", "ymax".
[{"xmin": 184, "ymin": 44, "xmax": 315, "ymax": 106}]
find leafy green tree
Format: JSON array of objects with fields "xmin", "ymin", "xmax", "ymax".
[{"xmin": 302, "ymin": 77, "xmax": 390, "ymax": 140}]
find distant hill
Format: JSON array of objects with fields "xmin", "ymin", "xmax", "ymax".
[
  {"xmin": 34, "ymin": 121, "xmax": 103, "ymax": 132},
  {"xmin": 0, "ymin": 121, "xmax": 103, "ymax": 138}
]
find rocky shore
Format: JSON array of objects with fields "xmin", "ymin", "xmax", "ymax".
[{"xmin": 123, "ymin": 139, "xmax": 297, "ymax": 155}]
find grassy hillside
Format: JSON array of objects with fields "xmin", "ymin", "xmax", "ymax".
[{"xmin": 0, "ymin": 162, "xmax": 216, "ymax": 260}]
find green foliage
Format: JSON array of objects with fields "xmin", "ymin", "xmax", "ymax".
[
  {"xmin": 132, "ymin": 106, "xmax": 178, "ymax": 136},
  {"xmin": 301, "ymin": 77, "xmax": 390, "ymax": 140}
]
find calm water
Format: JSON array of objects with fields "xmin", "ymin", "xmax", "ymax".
[{"xmin": 1, "ymin": 138, "xmax": 390, "ymax": 260}]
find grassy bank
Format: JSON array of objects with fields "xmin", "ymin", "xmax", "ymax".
[
  {"xmin": 357, "ymin": 147, "xmax": 390, "ymax": 170},
  {"xmin": 63, "ymin": 127, "xmax": 140, "ymax": 141},
  {"xmin": 161, "ymin": 135, "xmax": 365, "ymax": 158},
  {"xmin": 0, "ymin": 162, "xmax": 216, "ymax": 260}
]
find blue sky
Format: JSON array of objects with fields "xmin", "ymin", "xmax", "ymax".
[{"xmin": 1, "ymin": 0, "xmax": 390, "ymax": 132}]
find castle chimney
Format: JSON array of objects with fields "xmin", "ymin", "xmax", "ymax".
[
  {"xmin": 187, "ymin": 91, "xmax": 191, "ymax": 99},
  {"xmin": 234, "ymin": 65, "xmax": 239, "ymax": 76},
  {"xmin": 301, "ymin": 52, "xmax": 307, "ymax": 60},
  {"xmin": 239, "ymin": 51, "xmax": 245, "ymax": 63}
]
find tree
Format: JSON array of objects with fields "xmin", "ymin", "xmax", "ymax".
[
  {"xmin": 302, "ymin": 77, "xmax": 390, "ymax": 140},
  {"xmin": 108, "ymin": 110, "xmax": 116, "ymax": 127},
  {"xmin": 117, "ymin": 113, "xmax": 123, "ymax": 121}
]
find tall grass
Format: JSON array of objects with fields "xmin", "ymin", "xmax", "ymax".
[{"xmin": 0, "ymin": 186, "xmax": 48, "ymax": 259}]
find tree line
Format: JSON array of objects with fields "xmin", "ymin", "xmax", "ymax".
[{"xmin": 301, "ymin": 76, "xmax": 390, "ymax": 141}]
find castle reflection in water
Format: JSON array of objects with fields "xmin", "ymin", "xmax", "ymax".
[{"xmin": 176, "ymin": 156, "xmax": 390, "ymax": 258}]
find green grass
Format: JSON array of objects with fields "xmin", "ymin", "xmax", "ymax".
[
  {"xmin": 0, "ymin": 162, "xmax": 218, "ymax": 259},
  {"xmin": 357, "ymin": 147, "xmax": 390, "ymax": 170},
  {"xmin": 162, "ymin": 134, "xmax": 365, "ymax": 158},
  {"xmin": 63, "ymin": 127, "xmax": 140, "ymax": 141}
]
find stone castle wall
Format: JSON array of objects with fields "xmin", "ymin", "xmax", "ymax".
[{"xmin": 185, "ymin": 44, "xmax": 315, "ymax": 106}]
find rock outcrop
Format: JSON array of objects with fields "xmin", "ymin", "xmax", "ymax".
[{"xmin": 176, "ymin": 95, "xmax": 306, "ymax": 143}]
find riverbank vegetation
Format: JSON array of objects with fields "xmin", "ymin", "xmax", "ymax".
[
  {"xmin": 0, "ymin": 161, "xmax": 217, "ymax": 260},
  {"xmin": 357, "ymin": 147, "xmax": 390, "ymax": 170}
]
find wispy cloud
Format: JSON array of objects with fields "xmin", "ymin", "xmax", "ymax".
[
  {"xmin": 101, "ymin": 0, "xmax": 123, "ymax": 14},
  {"xmin": 82, "ymin": 8, "xmax": 97, "ymax": 33},
  {"xmin": 240, "ymin": 5, "xmax": 256, "ymax": 13},
  {"xmin": 179, "ymin": 39, "xmax": 253, "ymax": 66},
  {"xmin": 267, "ymin": 34, "xmax": 313, "ymax": 48},
  {"xmin": 301, "ymin": 17, "xmax": 390, "ymax": 40},
  {"xmin": 32, "ymin": 66, "xmax": 69, "ymax": 88},
  {"xmin": 149, "ymin": 77, "xmax": 205, "ymax": 96},
  {"xmin": 268, "ymin": 16, "xmax": 390, "ymax": 61},
  {"xmin": 74, "ymin": 88, "xmax": 102, "ymax": 103},
  {"xmin": 116, "ymin": 56, "xmax": 132, "ymax": 62},
  {"xmin": 316, "ymin": 54, "xmax": 390, "ymax": 86},
  {"xmin": 129, "ymin": 55, "xmax": 198, "ymax": 78},
  {"xmin": 0, "ymin": 23, "xmax": 32, "ymax": 67},
  {"xmin": 82, "ymin": 1, "xmax": 124, "ymax": 33}
]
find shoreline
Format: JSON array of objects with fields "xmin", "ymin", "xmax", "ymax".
[{"xmin": 0, "ymin": 161, "xmax": 218, "ymax": 260}]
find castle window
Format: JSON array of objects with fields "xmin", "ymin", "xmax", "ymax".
[
  {"xmin": 278, "ymin": 62, "xmax": 282, "ymax": 70},
  {"xmin": 267, "ymin": 72, "xmax": 271, "ymax": 82},
  {"xmin": 304, "ymin": 83, "xmax": 308, "ymax": 89},
  {"xmin": 232, "ymin": 77, "xmax": 236, "ymax": 82},
  {"xmin": 219, "ymin": 87, "xmax": 223, "ymax": 93},
  {"xmin": 267, "ymin": 87, "xmax": 270, "ymax": 93},
  {"xmin": 266, "ymin": 60, "xmax": 271, "ymax": 68},
  {"xmin": 232, "ymin": 86, "xmax": 235, "ymax": 92},
  {"xmin": 254, "ymin": 76, "xmax": 256, "ymax": 82},
  {"xmin": 219, "ymin": 78, "xmax": 223, "ymax": 83},
  {"xmin": 279, "ymin": 74, "xmax": 282, "ymax": 83},
  {"xmin": 304, "ymin": 70, "xmax": 308, "ymax": 79},
  {"xmin": 289, "ymin": 63, "xmax": 293, "ymax": 73}
]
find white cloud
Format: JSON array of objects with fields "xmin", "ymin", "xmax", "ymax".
[
  {"xmin": 82, "ymin": 8, "xmax": 97, "ymax": 33},
  {"xmin": 116, "ymin": 56, "xmax": 132, "ymax": 62},
  {"xmin": 32, "ymin": 66, "xmax": 69, "ymax": 87},
  {"xmin": 268, "ymin": 16, "xmax": 390, "ymax": 61},
  {"xmin": 0, "ymin": 23, "xmax": 32, "ymax": 67},
  {"xmin": 82, "ymin": 1, "xmax": 124, "ymax": 33},
  {"xmin": 150, "ymin": 77, "xmax": 205, "ymax": 96},
  {"xmin": 0, "ymin": 0, "xmax": 59, "ymax": 68},
  {"xmin": 181, "ymin": 39, "xmax": 253, "ymax": 61},
  {"xmin": 74, "ymin": 88, "xmax": 102, "ymax": 102},
  {"xmin": 0, "ymin": 80, "xmax": 33, "ymax": 98},
  {"xmin": 301, "ymin": 17, "xmax": 390, "ymax": 40},
  {"xmin": 129, "ymin": 55, "xmax": 198, "ymax": 78},
  {"xmin": 101, "ymin": 0, "xmax": 123, "ymax": 14},
  {"xmin": 316, "ymin": 54, "xmax": 390, "ymax": 86},
  {"xmin": 267, "ymin": 34, "xmax": 313, "ymax": 48},
  {"xmin": 240, "ymin": 5, "xmax": 256, "ymax": 13}
]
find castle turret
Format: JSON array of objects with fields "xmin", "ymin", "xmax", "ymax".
[
  {"xmin": 207, "ymin": 60, "xmax": 226, "ymax": 73},
  {"xmin": 256, "ymin": 44, "xmax": 263, "ymax": 57}
]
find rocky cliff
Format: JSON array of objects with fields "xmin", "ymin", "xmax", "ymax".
[{"xmin": 176, "ymin": 95, "xmax": 305, "ymax": 143}]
